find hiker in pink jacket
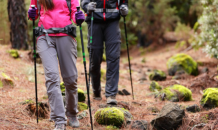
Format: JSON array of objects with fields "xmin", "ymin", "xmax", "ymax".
[{"xmin": 28, "ymin": 0, "xmax": 85, "ymax": 129}]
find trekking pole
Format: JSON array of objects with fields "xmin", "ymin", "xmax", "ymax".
[
  {"xmin": 123, "ymin": 16, "xmax": 134, "ymax": 100},
  {"xmin": 31, "ymin": 5, "xmax": 39, "ymax": 123},
  {"xmin": 88, "ymin": 1, "xmax": 94, "ymax": 88},
  {"xmin": 76, "ymin": 6, "xmax": 93, "ymax": 130}
]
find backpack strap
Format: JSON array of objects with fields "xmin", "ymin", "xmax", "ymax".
[
  {"xmin": 36, "ymin": 0, "xmax": 71, "ymax": 19},
  {"xmin": 66, "ymin": 0, "xmax": 72, "ymax": 20}
]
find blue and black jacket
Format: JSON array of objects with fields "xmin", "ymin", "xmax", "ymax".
[{"xmin": 81, "ymin": 0, "xmax": 128, "ymax": 23}]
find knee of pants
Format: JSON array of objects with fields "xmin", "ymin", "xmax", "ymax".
[
  {"xmin": 90, "ymin": 49, "xmax": 103, "ymax": 71},
  {"xmin": 45, "ymin": 72, "xmax": 60, "ymax": 94},
  {"xmin": 63, "ymin": 75, "xmax": 78, "ymax": 91},
  {"xmin": 106, "ymin": 43, "xmax": 120, "ymax": 62}
]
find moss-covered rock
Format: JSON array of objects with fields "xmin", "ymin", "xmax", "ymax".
[
  {"xmin": 0, "ymin": 80, "xmax": 3, "ymax": 88},
  {"xmin": 200, "ymin": 88, "xmax": 218, "ymax": 109},
  {"xmin": 78, "ymin": 102, "xmax": 88, "ymax": 111},
  {"xmin": 106, "ymin": 126, "xmax": 119, "ymax": 130},
  {"xmin": 161, "ymin": 84, "xmax": 192, "ymax": 102},
  {"xmin": 101, "ymin": 69, "xmax": 106, "ymax": 81},
  {"xmin": 167, "ymin": 53, "xmax": 198, "ymax": 76},
  {"xmin": 149, "ymin": 81, "xmax": 162, "ymax": 92},
  {"xmin": 149, "ymin": 70, "xmax": 166, "ymax": 81},
  {"xmin": 60, "ymin": 82, "xmax": 65, "ymax": 94},
  {"xmin": 78, "ymin": 88, "xmax": 86, "ymax": 102},
  {"xmin": 60, "ymin": 82, "xmax": 86, "ymax": 102},
  {"xmin": 95, "ymin": 107, "xmax": 125, "ymax": 127},
  {"xmin": 0, "ymin": 73, "xmax": 14, "ymax": 86},
  {"xmin": 141, "ymin": 58, "xmax": 146, "ymax": 63},
  {"xmin": 102, "ymin": 53, "xmax": 106, "ymax": 61},
  {"xmin": 8, "ymin": 49, "xmax": 19, "ymax": 58}
]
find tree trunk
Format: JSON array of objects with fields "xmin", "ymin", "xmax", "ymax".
[{"xmin": 7, "ymin": 0, "xmax": 28, "ymax": 50}]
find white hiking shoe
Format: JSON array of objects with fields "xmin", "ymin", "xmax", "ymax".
[
  {"xmin": 106, "ymin": 95, "xmax": 117, "ymax": 105},
  {"xmin": 68, "ymin": 116, "xmax": 80, "ymax": 128},
  {"xmin": 54, "ymin": 124, "xmax": 66, "ymax": 130}
]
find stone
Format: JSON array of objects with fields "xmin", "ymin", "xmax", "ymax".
[
  {"xmin": 131, "ymin": 120, "xmax": 148, "ymax": 130},
  {"xmin": 78, "ymin": 88, "xmax": 86, "ymax": 102},
  {"xmin": 161, "ymin": 84, "xmax": 192, "ymax": 102},
  {"xmin": 101, "ymin": 69, "xmax": 106, "ymax": 81},
  {"xmin": 78, "ymin": 102, "xmax": 88, "ymax": 111},
  {"xmin": 151, "ymin": 103, "xmax": 185, "ymax": 130},
  {"xmin": 60, "ymin": 82, "xmax": 65, "ymax": 96},
  {"xmin": 8, "ymin": 49, "xmax": 19, "ymax": 58},
  {"xmin": 94, "ymin": 107, "xmax": 125, "ymax": 127},
  {"xmin": 77, "ymin": 110, "xmax": 88, "ymax": 120},
  {"xmin": 201, "ymin": 67, "xmax": 209, "ymax": 74},
  {"xmin": 118, "ymin": 89, "xmax": 131, "ymax": 95},
  {"xmin": 200, "ymin": 88, "xmax": 218, "ymax": 109},
  {"xmin": 186, "ymin": 104, "xmax": 200, "ymax": 113},
  {"xmin": 102, "ymin": 53, "xmax": 106, "ymax": 61},
  {"xmin": 60, "ymin": 82, "xmax": 86, "ymax": 102},
  {"xmin": 0, "ymin": 73, "xmax": 14, "ymax": 87},
  {"xmin": 149, "ymin": 81, "xmax": 162, "ymax": 92},
  {"xmin": 147, "ymin": 106, "xmax": 160, "ymax": 113},
  {"xmin": 149, "ymin": 70, "xmax": 167, "ymax": 81},
  {"xmin": 167, "ymin": 53, "xmax": 198, "ymax": 76},
  {"xmin": 95, "ymin": 107, "xmax": 133, "ymax": 127}
]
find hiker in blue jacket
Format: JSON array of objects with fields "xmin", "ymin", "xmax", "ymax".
[{"xmin": 81, "ymin": 0, "xmax": 128, "ymax": 104}]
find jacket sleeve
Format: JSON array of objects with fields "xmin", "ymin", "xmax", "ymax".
[
  {"xmin": 119, "ymin": 0, "xmax": 128, "ymax": 7},
  {"xmin": 28, "ymin": 0, "xmax": 39, "ymax": 20},
  {"xmin": 81, "ymin": 0, "xmax": 90, "ymax": 14},
  {"xmin": 71, "ymin": 0, "xmax": 80, "ymax": 24}
]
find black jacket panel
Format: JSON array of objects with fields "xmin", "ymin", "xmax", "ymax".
[{"xmin": 81, "ymin": 0, "xmax": 128, "ymax": 23}]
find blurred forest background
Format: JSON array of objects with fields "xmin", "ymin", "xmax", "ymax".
[{"xmin": 0, "ymin": 0, "xmax": 217, "ymax": 58}]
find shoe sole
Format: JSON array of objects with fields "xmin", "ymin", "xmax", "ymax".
[{"xmin": 93, "ymin": 97, "xmax": 102, "ymax": 101}]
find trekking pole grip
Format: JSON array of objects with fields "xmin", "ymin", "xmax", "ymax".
[{"xmin": 76, "ymin": 6, "xmax": 80, "ymax": 12}]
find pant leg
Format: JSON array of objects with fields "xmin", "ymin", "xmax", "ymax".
[
  {"xmin": 36, "ymin": 36, "xmax": 66, "ymax": 125},
  {"xmin": 104, "ymin": 20, "xmax": 121, "ymax": 97},
  {"xmin": 90, "ymin": 49, "xmax": 103, "ymax": 96},
  {"xmin": 55, "ymin": 36, "xmax": 78, "ymax": 117},
  {"xmin": 88, "ymin": 23, "xmax": 104, "ymax": 96}
]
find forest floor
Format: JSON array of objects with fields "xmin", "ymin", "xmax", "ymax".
[{"xmin": 1, "ymin": 42, "xmax": 218, "ymax": 130}]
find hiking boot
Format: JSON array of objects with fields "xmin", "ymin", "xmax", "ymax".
[
  {"xmin": 68, "ymin": 116, "xmax": 80, "ymax": 128},
  {"xmin": 93, "ymin": 93, "xmax": 102, "ymax": 101},
  {"xmin": 54, "ymin": 124, "xmax": 66, "ymax": 130},
  {"xmin": 106, "ymin": 95, "xmax": 117, "ymax": 105}
]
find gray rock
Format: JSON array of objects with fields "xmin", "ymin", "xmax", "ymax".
[
  {"xmin": 151, "ymin": 103, "xmax": 185, "ymax": 130},
  {"xmin": 118, "ymin": 108, "xmax": 133, "ymax": 125},
  {"xmin": 118, "ymin": 89, "xmax": 131, "ymax": 95},
  {"xmin": 131, "ymin": 120, "xmax": 148, "ymax": 130},
  {"xmin": 147, "ymin": 106, "xmax": 160, "ymax": 113},
  {"xmin": 201, "ymin": 67, "xmax": 209, "ymax": 74},
  {"xmin": 186, "ymin": 104, "xmax": 200, "ymax": 113},
  {"xmin": 77, "ymin": 110, "xmax": 88, "ymax": 120}
]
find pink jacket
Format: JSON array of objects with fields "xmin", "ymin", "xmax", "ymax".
[{"xmin": 29, "ymin": 0, "xmax": 79, "ymax": 36}]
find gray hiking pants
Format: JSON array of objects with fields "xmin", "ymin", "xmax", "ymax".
[
  {"xmin": 88, "ymin": 20, "xmax": 121, "ymax": 97},
  {"xmin": 37, "ymin": 36, "xmax": 78, "ymax": 125}
]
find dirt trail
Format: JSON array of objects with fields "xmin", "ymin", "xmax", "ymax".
[{"xmin": 1, "ymin": 43, "xmax": 218, "ymax": 130}]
